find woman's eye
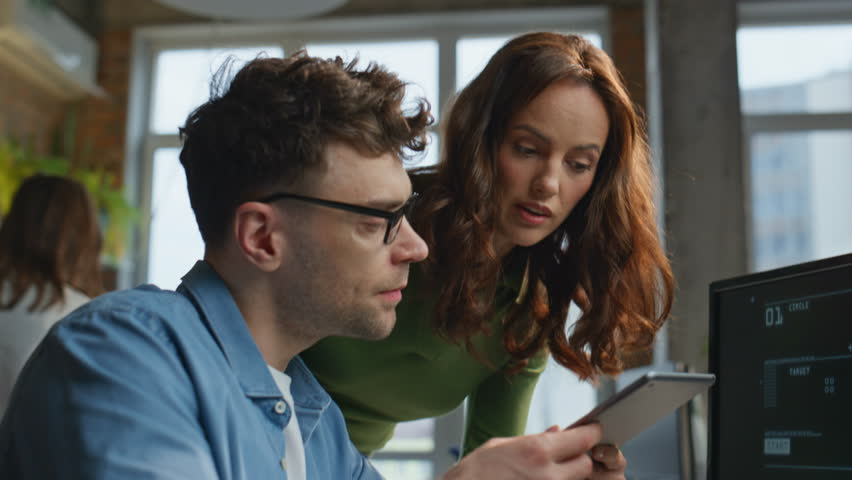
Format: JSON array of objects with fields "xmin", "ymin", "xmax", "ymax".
[
  {"xmin": 512, "ymin": 144, "xmax": 537, "ymax": 156},
  {"xmin": 568, "ymin": 160, "xmax": 593, "ymax": 172}
]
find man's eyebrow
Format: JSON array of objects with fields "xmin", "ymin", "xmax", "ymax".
[
  {"xmin": 510, "ymin": 124, "xmax": 603, "ymax": 155},
  {"xmin": 364, "ymin": 196, "xmax": 409, "ymax": 211}
]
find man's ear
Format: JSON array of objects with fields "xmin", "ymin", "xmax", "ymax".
[{"xmin": 232, "ymin": 202, "xmax": 285, "ymax": 272}]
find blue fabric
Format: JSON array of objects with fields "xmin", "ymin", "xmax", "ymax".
[{"xmin": 0, "ymin": 261, "xmax": 382, "ymax": 480}]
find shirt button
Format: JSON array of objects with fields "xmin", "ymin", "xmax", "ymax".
[
  {"xmin": 274, "ymin": 400, "xmax": 287, "ymax": 414},
  {"xmin": 280, "ymin": 458, "xmax": 287, "ymax": 470}
]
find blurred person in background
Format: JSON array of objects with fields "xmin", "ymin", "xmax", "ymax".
[{"xmin": 0, "ymin": 174, "xmax": 103, "ymax": 414}]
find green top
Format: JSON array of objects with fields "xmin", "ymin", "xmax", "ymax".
[{"xmin": 300, "ymin": 261, "xmax": 548, "ymax": 457}]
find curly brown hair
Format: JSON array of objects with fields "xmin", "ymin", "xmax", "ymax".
[
  {"xmin": 412, "ymin": 32, "xmax": 674, "ymax": 379},
  {"xmin": 180, "ymin": 51, "xmax": 432, "ymax": 247},
  {"xmin": 0, "ymin": 174, "xmax": 103, "ymax": 311}
]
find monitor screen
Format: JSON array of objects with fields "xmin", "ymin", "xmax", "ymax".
[{"xmin": 709, "ymin": 253, "xmax": 852, "ymax": 480}]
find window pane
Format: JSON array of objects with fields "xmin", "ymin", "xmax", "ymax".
[
  {"xmin": 456, "ymin": 32, "xmax": 602, "ymax": 91},
  {"xmin": 306, "ymin": 40, "xmax": 439, "ymax": 118},
  {"xmin": 749, "ymin": 130, "xmax": 852, "ymax": 272},
  {"xmin": 738, "ymin": 25, "xmax": 852, "ymax": 114},
  {"xmin": 525, "ymin": 303, "xmax": 596, "ymax": 433},
  {"xmin": 147, "ymin": 148, "xmax": 204, "ymax": 289},
  {"xmin": 405, "ymin": 132, "xmax": 439, "ymax": 169},
  {"xmin": 378, "ymin": 418, "xmax": 435, "ymax": 453},
  {"xmin": 371, "ymin": 459, "xmax": 432, "ymax": 480},
  {"xmin": 456, "ymin": 36, "xmax": 511, "ymax": 91},
  {"xmin": 151, "ymin": 46, "xmax": 284, "ymax": 133}
]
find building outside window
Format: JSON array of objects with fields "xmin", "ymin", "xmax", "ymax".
[{"xmin": 738, "ymin": 5, "xmax": 852, "ymax": 272}]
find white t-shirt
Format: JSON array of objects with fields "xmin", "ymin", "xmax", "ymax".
[
  {"xmin": 267, "ymin": 365, "xmax": 307, "ymax": 480},
  {"xmin": 0, "ymin": 282, "xmax": 90, "ymax": 415}
]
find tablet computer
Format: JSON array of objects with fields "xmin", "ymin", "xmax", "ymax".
[{"xmin": 568, "ymin": 371, "xmax": 716, "ymax": 446}]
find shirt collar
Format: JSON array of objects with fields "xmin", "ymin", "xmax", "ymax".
[
  {"xmin": 178, "ymin": 261, "xmax": 332, "ymax": 414},
  {"xmin": 287, "ymin": 356, "xmax": 332, "ymax": 413},
  {"xmin": 178, "ymin": 261, "xmax": 281, "ymax": 399}
]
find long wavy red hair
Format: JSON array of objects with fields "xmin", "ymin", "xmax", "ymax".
[{"xmin": 411, "ymin": 32, "xmax": 674, "ymax": 379}]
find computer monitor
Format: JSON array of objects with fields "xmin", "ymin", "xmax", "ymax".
[{"xmin": 708, "ymin": 253, "xmax": 852, "ymax": 480}]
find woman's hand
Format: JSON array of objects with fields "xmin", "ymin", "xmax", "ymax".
[
  {"xmin": 589, "ymin": 443, "xmax": 627, "ymax": 479},
  {"xmin": 442, "ymin": 424, "xmax": 604, "ymax": 480}
]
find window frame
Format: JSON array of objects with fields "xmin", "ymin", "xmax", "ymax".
[
  {"xmin": 738, "ymin": 0, "xmax": 852, "ymax": 272},
  {"xmin": 123, "ymin": 7, "xmax": 609, "ymax": 289}
]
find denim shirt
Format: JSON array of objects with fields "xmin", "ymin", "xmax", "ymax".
[{"xmin": 0, "ymin": 261, "xmax": 382, "ymax": 480}]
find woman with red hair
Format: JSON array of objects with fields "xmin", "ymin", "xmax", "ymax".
[{"xmin": 303, "ymin": 32, "xmax": 673, "ymax": 474}]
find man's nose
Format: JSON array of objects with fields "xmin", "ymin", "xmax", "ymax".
[{"xmin": 391, "ymin": 217, "xmax": 428, "ymax": 264}]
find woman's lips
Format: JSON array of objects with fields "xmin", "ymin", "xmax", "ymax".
[{"xmin": 515, "ymin": 203, "xmax": 551, "ymax": 225}]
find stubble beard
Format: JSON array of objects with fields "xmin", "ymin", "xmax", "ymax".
[
  {"xmin": 281, "ymin": 285, "xmax": 393, "ymax": 342},
  {"xmin": 339, "ymin": 304, "xmax": 395, "ymax": 341},
  {"xmin": 279, "ymin": 244, "xmax": 394, "ymax": 343}
]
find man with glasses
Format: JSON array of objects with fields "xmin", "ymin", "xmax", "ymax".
[{"xmin": 0, "ymin": 52, "xmax": 606, "ymax": 479}]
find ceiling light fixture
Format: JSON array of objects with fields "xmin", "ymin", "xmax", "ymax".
[{"xmin": 154, "ymin": 0, "xmax": 348, "ymax": 21}]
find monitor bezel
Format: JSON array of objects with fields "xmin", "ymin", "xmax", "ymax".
[{"xmin": 707, "ymin": 252, "xmax": 852, "ymax": 480}]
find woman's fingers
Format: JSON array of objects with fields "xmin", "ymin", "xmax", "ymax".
[
  {"xmin": 548, "ymin": 423, "xmax": 602, "ymax": 462},
  {"xmin": 589, "ymin": 444, "xmax": 627, "ymax": 479}
]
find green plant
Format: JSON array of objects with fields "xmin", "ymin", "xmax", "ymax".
[{"xmin": 0, "ymin": 137, "xmax": 138, "ymax": 266}]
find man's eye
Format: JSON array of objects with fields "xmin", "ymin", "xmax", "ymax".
[{"xmin": 362, "ymin": 222, "xmax": 385, "ymax": 233}]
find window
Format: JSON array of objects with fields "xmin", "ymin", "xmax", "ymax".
[
  {"xmin": 305, "ymin": 40, "xmax": 440, "ymax": 169},
  {"xmin": 746, "ymin": 130, "xmax": 852, "ymax": 272},
  {"xmin": 372, "ymin": 418, "xmax": 438, "ymax": 480},
  {"xmin": 738, "ymin": 5, "xmax": 852, "ymax": 272},
  {"xmin": 147, "ymin": 147, "xmax": 201, "ymax": 289},
  {"xmin": 525, "ymin": 304, "xmax": 597, "ymax": 434},
  {"xmin": 129, "ymin": 9, "xmax": 607, "ymax": 478},
  {"xmin": 456, "ymin": 33, "xmax": 602, "ymax": 91},
  {"xmin": 307, "ymin": 40, "xmax": 439, "ymax": 117},
  {"xmin": 738, "ymin": 25, "xmax": 852, "ymax": 114},
  {"xmin": 151, "ymin": 46, "xmax": 284, "ymax": 134}
]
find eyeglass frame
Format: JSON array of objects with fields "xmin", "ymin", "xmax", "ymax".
[{"xmin": 256, "ymin": 191, "xmax": 419, "ymax": 245}]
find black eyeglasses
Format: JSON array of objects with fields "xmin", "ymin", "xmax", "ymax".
[{"xmin": 257, "ymin": 192, "xmax": 419, "ymax": 245}]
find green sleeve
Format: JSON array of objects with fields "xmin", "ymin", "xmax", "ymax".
[{"xmin": 461, "ymin": 348, "xmax": 549, "ymax": 456}]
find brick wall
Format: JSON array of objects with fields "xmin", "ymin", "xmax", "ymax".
[
  {"xmin": 0, "ymin": 31, "xmax": 131, "ymax": 176},
  {"xmin": 73, "ymin": 29, "xmax": 132, "ymax": 182},
  {"xmin": 611, "ymin": 4, "xmax": 647, "ymax": 117},
  {"xmin": 0, "ymin": 29, "xmax": 132, "ymax": 290},
  {"xmin": 0, "ymin": 67, "xmax": 68, "ymax": 154}
]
